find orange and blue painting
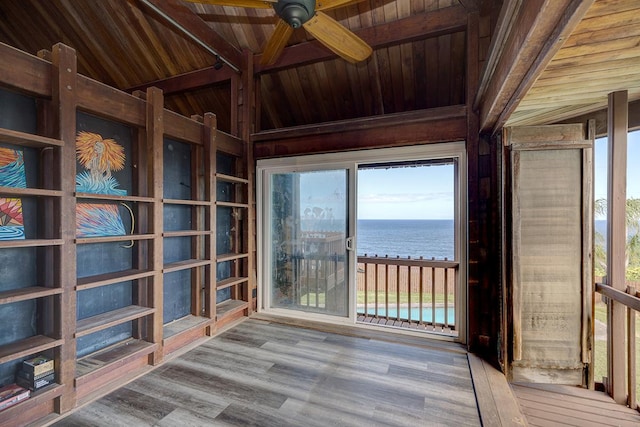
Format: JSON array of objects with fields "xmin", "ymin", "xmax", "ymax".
[
  {"xmin": 0, "ymin": 147, "xmax": 26, "ymax": 240},
  {"xmin": 75, "ymin": 131, "xmax": 126, "ymax": 196},
  {"xmin": 76, "ymin": 203, "xmax": 125, "ymax": 238}
]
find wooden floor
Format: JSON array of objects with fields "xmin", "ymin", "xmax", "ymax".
[
  {"xmin": 52, "ymin": 318, "xmax": 480, "ymax": 426},
  {"xmin": 512, "ymin": 382, "xmax": 640, "ymax": 427}
]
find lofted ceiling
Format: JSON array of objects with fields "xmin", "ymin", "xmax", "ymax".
[
  {"xmin": 0, "ymin": 0, "xmax": 636, "ymax": 136},
  {"xmin": 0, "ymin": 0, "xmax": 474, "ymax": 134}
]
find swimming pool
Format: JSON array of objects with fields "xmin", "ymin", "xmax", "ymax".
[{"xmin": 361, "ymin": 306, "xmax": 455, "ymax": 325}]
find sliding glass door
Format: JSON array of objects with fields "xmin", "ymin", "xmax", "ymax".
[{"xmin": 266, "ymin": 168, "xmax": 351, "ymax": 317}]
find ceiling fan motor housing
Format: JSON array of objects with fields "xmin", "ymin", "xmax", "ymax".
[{"xmin": 275, "ymin": 0, "xmax": 316, "ymax": 29}]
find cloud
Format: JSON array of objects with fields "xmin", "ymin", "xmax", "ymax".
[{"xmin": 359, "ymin": 192, "xmax": 453, "ymax": 203}]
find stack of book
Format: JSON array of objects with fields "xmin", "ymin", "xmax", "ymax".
[
  {"xmin": 15, "ymin": 356, "xmax": 54, "ymax": 392},
  {"xmin": 0, "ymin": 384, "xmax": 30, "ymax": 412}
]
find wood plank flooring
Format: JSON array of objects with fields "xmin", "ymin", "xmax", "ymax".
[
  {"xmin": 52, "ymin": 318, "xmax": 480, "ymax": 426},
  {"xmin": 512, "ymin": 382, "xmax": 640, "ymax": 427}
]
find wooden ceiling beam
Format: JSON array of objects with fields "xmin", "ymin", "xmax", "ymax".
[
  {"xmin": 138, "ymin": 0, "xmax": 242, "ymax": 70},
  {"xmin": 127, "ymin": 64, "xmax": 236, "ymax": 94},
  {"xmin": 475, "ymin": 0, "xmax": 595, "ymax": 134},
  {"xmin": 255, "ymin": 4, "xmax": 467, "ymax": 74}
]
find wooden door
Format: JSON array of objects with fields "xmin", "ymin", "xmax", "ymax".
[{"xmin": 506, "ymin": 123, "xmax": 594, "ymax": 385}]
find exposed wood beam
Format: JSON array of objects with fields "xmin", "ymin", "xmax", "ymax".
[
  {"xmin": 138, "ymin": 0, "xmax": 242, "ymax": 70},
  {"xmin": 255, "ymin": 4, "xmax": 467, "ymax": 73},
  {"xmin": 253, "ymin": 105, "xmax": 467, "ymax": 157},
  {"xmin": 475, "ymin": 0, "xmax": 594, "ymax": 134},
  {"xmin": 127, "ymin": 65, "xmax": 236, "ymax": 94},
  {"xmin": 556, "ymin": 99, "xmax": 640, "ymax": 136},
  {"xmin": 457, "ymin": 0, "xmax": 479, "ymax": 11}
]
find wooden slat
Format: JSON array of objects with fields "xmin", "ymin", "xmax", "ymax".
[
  {"xmin": 0, "ymin": 187, "xmax": 63, "ymax": 197},
  {"xmin": 0, "ymin": 286, "xmax": 63, "ymax": 305},
  {"xmin": 162, "ymin": 259, "xmax": 211, "ymax": 274},
  {"xmin": 162, "ymin": 230, "xmax": 212, "ymax": 238},
  {"xmin": 215, "ymin": 173, "xmax": 249, "ymax": 184},
  {"xmin": 0, "ymin": 335, "xmax": 64, "ymax": 364},
  {"xmin": 216, "ymin": 201, "xmax": 249, "ymax": 209},
  {"xmin": 0, "ymin": 239, "xmax": 63, "ymax": 248},
  {"xmin": 217, "ymin": 252, "xmax": 249, "ymax": 263},
  {"xmin": 216, "ymin": 276, "xmax": 249, "ymax": 291},
  {"xmin": 215, "ymin": 299, "xmax": 248, "ymax": 321},
  {"xmin": 162, "ymin": 198, "xmax": 211, "ymax": 206},
  {"xmin": 75, "ymin": 305, "xmax": 155, "ymax": 338},
  {"xmin": 75, "ymin": 233, "xmax": 155, "ymax": 245},
  {"xmin": 76, "ymin": 269, "xmax": 155, "ymax": 291},
  {"xmin": 0, "ymin": 42, "xmax": 50, "ymax": 96},
  {"xmin": 0, "ymin": 127, "xmax": 62, "ymax": 147},
  {"xmin": 76, "ymin": 193, "xmax": 154, "ymax": 203},
  {"xmin": 0, "ymin": 384, "xmax": 63, "ymax": 427}
]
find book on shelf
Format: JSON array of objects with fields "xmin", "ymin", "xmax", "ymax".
[
  {"xmin": 22, "ymin": 355, "xmax": 54, "ymax": 377},
  {"xmin": 15, "ymin": 368, "xmax": 54, "ymax": 382},
  {"xmin": 16, "ymin": 371, "xmax": 55, "ymax": 391},
  {"xmin": 0, "ymin": 383, "xmax": 30, "ymax": 412}
]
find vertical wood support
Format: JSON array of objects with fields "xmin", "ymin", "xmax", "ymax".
[
  {"xmin": 191, "ymin": 116, "xmax": 204, "ymax": 318},
  {"xmin": 52, "ymin": 42, "xmax": 78, "ymax": 414},
  {"xmin": 204, "ymin": 112, "xmax": 217, "ymax": 331},
  {"xmin": 606, "ymin": 90, "xmax": 628, "ymax": 404},
  {"xmin": 584, "ymin": 119, "xmax": 595, "ymax": 389},
  {"xmin": 146, "ymin": 86, "xmax": 164, "ymax": 364},
  {"xmin": 241, "ymin": 50, "xmax": 256, "ymax": 313},
  {"xmin": 466, "ymin": 11, "xmax": 481, "ymax": 351}
]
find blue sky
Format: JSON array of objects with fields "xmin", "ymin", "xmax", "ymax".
[{"xmin": 595, "ymin": 130, "xmax": 640, "ymax": 205}]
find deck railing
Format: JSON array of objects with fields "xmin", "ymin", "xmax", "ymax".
[
  {"xmin": 357, "ymin": 255, "xmax": 458, "ymax": 334},
  {"xmin": 595, "ymin": 282, "xmax": 640, "ymax": 409}
]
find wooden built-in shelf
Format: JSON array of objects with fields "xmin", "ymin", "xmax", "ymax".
[
  {"xmin": 163, "ymin": 259, "xmax": 211, "ymax": 274},
  {"xmin": 0, "ymin": 187, "xmax": 63, "ymax": 197},
  {"xmin": 216, "ymin": 201, "xmax": 249, "ymax": 208},
  {"xmin": 0, "ymin": 335, "xmax": 64, "ymax": 364},
  {"xmin": 0, "ymin": 239, "xmax": 63, "ymax": 248},
  {"xmin": 162, "ymin": 198, "xmax": 212, "ymax": 206},
  {"xmin": 76, "ymin": 192, "xmax": 154, "ymax": 203},
  {"xmin": 75, "ymin": 305, "xmax": 155, "ymax": 338},
  {"xmin": 0, "ymin": 286, "xmax": 63, "ymax": 305},
  {"xmin": 0, "ymin": 383, "xmax": 64, "ymax": 425},
  {"xmin": 163, "ymin": 315, "xmax": 210, "ymax": 340},
  {"xmin": 216, "ymin": 299, "xmax": 249, "ymax": 321},
  {"xmin": 217, "ymin": 252, "xmax": 249, "ymax": 262},
  {"xmin": 0, "ymin": 127, "xmax": 63, "ymax": 148},
  {"xmin": 163, "ymin": 230, "xmax": 212, "ymax": 238},
  {"xmin": 215, "ymin": 173, "xmax": 249, "ymax": 184},
  {"xmin": 76, "ymin": 269, "xmax": 154, "ymax": 291},
  {"xmin": 216, "ymin": 276, "xmax": 249, "ymax": 291},
  {"xmin": 75, "ymin": 339, "xmax": 156, "ymax": 380},
  {"xmin": 75, "ymin": 233, "xmax": 155, "ymax": 245}
]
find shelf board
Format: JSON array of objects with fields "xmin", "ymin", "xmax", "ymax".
[
  {"xmin": 76, "ymin": 269, "xmax": 155, "ymax": 291},
  {"xmin": 217, "ymin": 252, "xmax": 249, "ymax": 263},
  {"xmin": 76, "ymin": 192, "xmax": 154, "ymax": 203},
  {"xmin": 0, "ymin": 335, "xmax": 64, "ymax": 364},
  {"xmin": 216, "ymin": 276, "xmax": 249, "ymax": 291},
  {"xmin": 75, "ymin": 305, "xmax": 155, "ymax": 338},
  {"xmin": 0, "ymin": 239, "xmax": 63, "ymax": 248},
  {"xmin": 76, "ymin": 339, "xmax": 156, "ymax": 380},
  {"xmin": 0, "ymin": 383, "xmax": 64, "ymax": 425},
  {"xmin": 0, "ymin": 187, "xmax": 63, "ymax": 197},
  {"xmin": 216, "ymin": 299, "xmax": 249, "ymax": 321},
  {"xmin": 0, "ymin": 286, "xmax": 63, "ymax": 305},
  {"xmin": 163, "ymin": 315, "xmax": 210, "ymax": 340},
  {"xmin": 163, "ymin": 230, "xmax": 212, "ymax": 238},
  {"xmin": 162, "ymin": 198, "xmax": 211, "ymax": 206},
  {"xmin": 75, "ymin": 233, "xmax": 155, "ymax": 245},
  {"xmin": 163, "ymin": 259, "xmax": 212, "ymax": 274},
  {"xmin": 215, "ymin": 173, "xmax": 249, "ymax": 184},
  {"xmin": 0, "ymin": 128, "xmax": 63, "ymax": 148},
  {"xmin": 216, "ymin": 201, "xmax": 249, "ymax": 209}
]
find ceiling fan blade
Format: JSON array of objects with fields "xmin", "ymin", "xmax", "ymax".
[
  {"xmin": 303, "ymin": 11, "xmax": 372, "ymax": 63},
  {"xmin": 183, "ymin": 0, "xmax": 275, "ymax": 8},
  {"xmin": 261, "ymin": 18, "xmax": 294, "ymax": 65},
  {"xmin": 316, "ymin": 0, "xmax": 366, "ymax": 12}
]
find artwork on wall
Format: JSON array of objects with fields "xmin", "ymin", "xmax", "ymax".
[
  {"xmin": 76, "ymin": 203, "xmax": 125, "ymax": 238},
  {"xmin": 0, "ymin": 198, "xmax": 25, "ymax": 240},
  {"xmin": 75, "ymin": 131, "xmax": 127, "ymax": 196},
  {"xmin": 0, "ymin": 147, "xmax": 26, "ymax": 188},
  {"xmin": 0, "ymin": 147, "xmax": 26, "ymax": 240}
]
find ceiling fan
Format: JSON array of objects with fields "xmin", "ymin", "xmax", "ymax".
[{"xmin": 185, "ymin": 0, "xmax": 372, "ymax": 65}]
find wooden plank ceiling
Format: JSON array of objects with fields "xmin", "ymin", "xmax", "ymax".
[
  {"xmin": 0, "ymin": 0, "xmax": 472, "ymax": 134},
  {"xmin": 507, "ymin": 0, "xmax": 640, "ymax": 127}
]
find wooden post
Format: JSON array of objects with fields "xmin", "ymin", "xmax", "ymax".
[
  {"xmin": 52, "ymin": 42, "xmax": 78, "ymax": 414},
  {"xmin": 146, "ymin": 86, "xmax": 164, "ymax": 364},
  {"xmin": 204, "ymin": 112, "xmax": 217, "ymax": 331},
  {"xmin": 606, "ymin": 90, "xmax": 628, "ymax": 404}
]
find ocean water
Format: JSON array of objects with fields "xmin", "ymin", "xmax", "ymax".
[{"xmin": 357, "ymin": 219, "xmax": 454, "ymax": 260}]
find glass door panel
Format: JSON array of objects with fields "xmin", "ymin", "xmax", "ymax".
[{"xmin": 269, "ymin": 169, "xmax": 349, "ymax": 317}]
